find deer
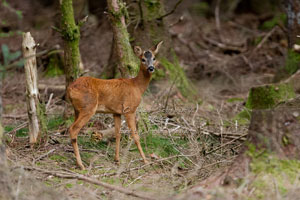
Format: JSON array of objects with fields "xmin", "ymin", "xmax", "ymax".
[{"xmin": 66, "ymin": 41, "xmax": 163, "ymax": 170}]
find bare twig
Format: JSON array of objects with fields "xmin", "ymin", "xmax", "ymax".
[
  {"xmin": 215, "ymin": 0, "xmax": 221, "ymax": 36},
  {"xmin": 249, "ymin": 26, "xmax": 277, "ymax": 58},
  {"xmin": 206, "ymin": 133, "xmax": 248, "ymax": 155},
  {"xmin": 2, "ymin": 114, "xmax": 27, "ymax": 119},
  {"xmin": 6, "ymin": 122, "xmax": 28, "ymax": 135},
  {"xmin": 23, "ymin": 166, "xmax": 157, "ymax": 200},
  {"xmin": 45, "ymin": 93, "xmax": 54, "ymax": 111},
  {"xmin": 32, "ymin": 149, "xmax": 56, "ymax": 164}
]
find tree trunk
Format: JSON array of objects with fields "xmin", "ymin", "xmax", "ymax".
[
  {"xmin": 285, "ymin": 0, "xmax": 300, "ymax": 49},
  {"xmin": 22, "ymin": 32, "xmax": 41, "ymax": 144},
  {"xmin": 60, "ymin": 0, "xmax": 81, "ymax": 87},
  {"xmin": 0, "ymin": 117, "xmax": 4, "ymax": 166},
  {"xmin": 127, "ymin": 0, "xmax": 172, "ymax": 57},
  {"xmin": 106, "ymin": 0, "xmax": 139, "ymax": 78}
]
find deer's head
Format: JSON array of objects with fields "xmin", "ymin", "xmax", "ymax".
[{"xmin": 134, "ymin": 41, "xmax": 163, "ymax": 73}]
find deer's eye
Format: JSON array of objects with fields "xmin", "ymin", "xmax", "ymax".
[
  {"xmin": 153, "ymin": 57, "xmax": 156, "ymax": 61},
  {"xmin": 142, "ymin": 58, "xmax": 146, "ymax": 63}
]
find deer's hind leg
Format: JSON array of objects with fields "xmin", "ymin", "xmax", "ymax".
[
  {"xmin": 114, "ymin": 114, "xmax": 121, "ymax": 164},
  {"xmin": 69, "ymin": 98, "xmax": 97, "ymax": 169}
]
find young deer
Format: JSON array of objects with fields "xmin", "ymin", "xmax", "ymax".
[{"xmin": 67, "ymin": 41, "xmax": 163, "ymax": 169}]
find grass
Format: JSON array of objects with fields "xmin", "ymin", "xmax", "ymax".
[
  {"xmin": 246, "ymin": 144, "xmax": 300, "ymax": 199},
  {"xmin": 5, "ymin": 125, "xmax": 29, "ymax": 137},
  {"xmin": 140, "ymin": 133, "xmax": 188, "ymax": 158}
]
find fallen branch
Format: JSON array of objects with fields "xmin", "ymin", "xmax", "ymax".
[
  {"xmin": 23, "ymin": 166, "xmax": 157, "ymax": 200},
  {"xmin": 249, "ymin": 26, "xmax": 277, "ymax": 58},
  {"xmin": 32, "ymin": 149, "xmax": 56, "ymax": 164},
  {"xmin": 206, "ymin": 133, "xmax": 248, "ymax": 155},
  {"xmin": 156, "ymin": 0, "xmax": 183, "ymax": 20},
  {"xmin": 202, "ymin": 36, "xmax": 244, "ymax": 53}
]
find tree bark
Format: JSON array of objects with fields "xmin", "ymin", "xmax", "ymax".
[
  {"xmin": 128, "ymin": 0, "xmax": 172, "ymax": 58},
  {"xmin": 22, "ymin": 32, "xmax": 40, "ymax": 144},
  {"xmin": 106, "ymin": 0, "xmax": 139, "ymax": 78},
  {"xmin": 285, "ymin": 0, "xmax": 300, "ymax": 49},
  {"xmin": 60, "ymin": 0, "xmax": 82, "ymax": 87}
]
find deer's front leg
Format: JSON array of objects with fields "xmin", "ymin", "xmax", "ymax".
[
  {"xmin": 114, "ymin": 114, "xmax": 121, "ymax": 164},
  {"xmin": 125, "ymin": 113, "xmax": 148, "ymax": 164}
]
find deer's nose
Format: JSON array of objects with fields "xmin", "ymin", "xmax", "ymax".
[{"xmin": 148, "ymin": 66, "xmax": 155, "ymax": 72}]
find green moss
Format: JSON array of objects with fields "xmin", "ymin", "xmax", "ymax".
[
  {"xmin": 284, "ymin": 50, "xmax": 300, "ymax": 75},
  {"xmin": 247, "ymin": 144, "xmax": 300, "ymax": 199},
  {"xmin": 246, "ymin": 83, "xmax": 295, "ymax": 109},
  {"xmin": 60, "ymin": 0, "xmax": 81, "ymax": 83},
  {"xmin": 232, "ymin": 109, "xmax": 251, "ymax": 125},
  {"xmin": 160, "ymin": 53, "xmax": 197, "ymax": 99},
  {"xmin": 144, "ymin": 0, "xmax": 163, "ymax": 20},
  {"xmin": 44, "ymin": 54, "xmax": 64, "ymax": 77},
  {"xmin": 108, "ymin": 1, "xmax": 139, "ymax": 77},
  {"xmin": 274, "ymin": 50, "xmax": 300, "ymax": 82},
  {"xmin": 227, "ymin": 97, "xmax": 244, "ymax": 103},
  {"xmin": 151, "ymin": 68, "xmax": 165, "ymax": 80},
  {"xmin": 261, "ymin": 13, "xmax": 286, "ymax": 30},
  {"xmin": 50, "ymin": 154, "xmax": 67, "ymax": 162}
]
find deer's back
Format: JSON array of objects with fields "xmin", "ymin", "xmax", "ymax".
[{"xmin": 67, "ymin": 76, "xmax": 142, "ymax": 114}]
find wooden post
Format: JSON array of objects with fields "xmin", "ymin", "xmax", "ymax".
[{"xmin": 22, "ymin": 32, "xmax": 40, "ymax": 144}]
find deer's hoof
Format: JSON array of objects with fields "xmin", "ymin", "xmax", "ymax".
[{"xmin": 114, "ymin": 159, "xmax": 120, "ymax": 166}]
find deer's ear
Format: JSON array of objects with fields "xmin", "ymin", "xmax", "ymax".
[
  {"xmin": 152, "ymin": 41, "xmax": 163, "ymax": 55},
  {"xmin": 134, "ymin": 46, "xmax": 143, "ymax": 57}
]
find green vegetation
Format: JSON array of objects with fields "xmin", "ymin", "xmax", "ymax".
[
  {"xmin": 232, "ymin": 109, "xmax": 251, "ymax": 125},
  {"xmin": 44, "ymin": 54, "xmax": 64, "ymax": 77},
  {"xmin": 226, "ymin": 97, "xmax": 244, "ymax": 103},
  {"xmin": 0, "ymin": 30, "xmax": 23, "ymax": 38},
  {"xmin": 247, "ymin": 144, "xmax": 300, "ymax": 199},
  {"xmin": 49, "ymin": 154, "xmax": 67, "ymax": 162},
  {"xmin": 4, "ymin": 126, "xmax": 28, "ymax": 137},
  {"xmin": 2, "ymin": 0, "xmax": 23, "ymax": 19},
  {"xmin": 274, "ymin": 50, "xmax": 300, "ymax": 81},
  {"xmin": 261, "ymin": 14, "xmax": 286, "ymax": 30},
  {"xmin": 284, "ymin": 50, "xmax": 300, "ymax": 75},
  {"xmin": 78, "ymin": 136, "xmax": 111, "ymax": 152},
  {"xmin": 0, "ymin": 44, "xmax": 24, "ymax": 78},
  {"xmin": 140, "ymin": 133, "xmax": 186, "ymax": 157},
  {"xmin": 160, "ymin": 53, "xmax": 197, "ymax": 99},
  {"xmin": 47, "ymin": 116, "xmax": 65, "ymax": 130},
  {"xmin": 191, "ymin": 2, "xmax": 210, "ymax": 16}
]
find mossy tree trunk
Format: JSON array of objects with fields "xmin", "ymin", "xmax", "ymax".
[
  {"xmin": 60, "ymin": 0, "xmax": 81, "ymax": 87},
  {"xmin": 128, "ymin": 0, "xmax": 171, "ymax": 58},
  {"xmin": 106, "ymin": 0, "xmax": 139, "ymax": 78},
  {"xmin": 127, "ymin": 0, "xmax": 196, "ymax": 99}
]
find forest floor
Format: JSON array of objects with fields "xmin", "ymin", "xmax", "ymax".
[{"xmin": 1, "ymin": 1, "xmax": 297, "ymax": 200}]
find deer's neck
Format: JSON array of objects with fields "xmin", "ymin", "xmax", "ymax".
[{"xmin": 133, "ymin": 65, "xmax": 151, "ymax": 94}]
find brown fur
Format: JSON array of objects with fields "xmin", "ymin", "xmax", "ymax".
[{"xmin": 66, "ymin": 42, "xmax": 163, "ymax": 169}]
